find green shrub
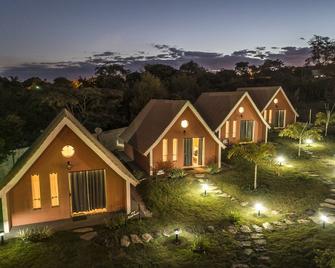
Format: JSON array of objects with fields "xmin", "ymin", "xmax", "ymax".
[
  {"xmin": 105, "ymin": 212, "xmax": 127, "ymax": 230},
  {"xmin": 18, "ymin": 226, "xmax": 53, "ymax": 242},
  {"xmin": 227, "ymin": 211, "xmax": 241, "ymax": 224},
  {"xmin": 314, "ymin": 249, "xmax": 335, "ymax": 268},
  {"xmin": 168, "ymin": 168, "xmax": 187, "ymax": 179},
  {"xmin": 206, "ymin": 162, "xmax": 221, "ymax": 175},
  {"xmin": 192, "ymin": 235, "xmax": 210, "ymax": 253},
  {"xmin": 154, "ymin": 161, "xmax": 174, "ymax": 175},
  {"xmin": 133, "ymin": 169, "xmax": 145, "ymax": 180}
]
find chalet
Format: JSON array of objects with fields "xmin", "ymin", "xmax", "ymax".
[
  {"xmin": 0, "ymin": 109, "xmax": 138, "ymax": 233},
  {"xmin": 120, "ymin": 99, "xmax": 225, "ymax": 175},
  {"xmin": 237, "ymin": 86, "xmax": 299, "ymax": 128},
  {"xmin": 195, "ymin": 91, "xmax": 270, "ymax": 144}
]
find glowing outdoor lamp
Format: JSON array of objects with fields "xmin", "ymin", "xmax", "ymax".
[
  {"xmin": 202, "ymin": 183, "xmax": 209, "ymax": 196},
  {"xmin": 238, "ymin": 107, "xmax": 245, "ymax": 117},
  {"xmin": 274, "ymin": 98, "xmax": 278, "ymax": 104},
  {"xmin": 174, "ymin": 228, "xmax": 181, "ymax": 244},
  {"xmin": 0, "ymin": 232, "xmax": 4, "ymax": 245},
  {"xmin": 305, "ymin": 138, "xmax": 313, "ymax": 146},
  {"xmin": 181, "ymin": 120, "xmax": 189, "ymax": 129},
  {"xmin": 255, "ymin": 203, "xmax": 264, "ymax": 217},
  {"xmin": 276, "ymin": 155, "xmax": 285, "ymax": 166},
  {"xmin": 61, "ymin": 145, "xmax": 75, "ymax": 158},
  {"xmin": 320, "ymin": 214, "xmax": 328, "ymax": 229}
]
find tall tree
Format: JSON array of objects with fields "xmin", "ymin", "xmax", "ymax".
[
  {"xmin": 179, "ymin": 61, "xmax": 205, "ymax": 74},
  {"xmin": 279, "ymin": 122, "xmax": 323, "ymax": 157},
  {"xmin": 95, "ymin": 64, "xmax": 129, "ymax": 89},
  {"xmin": 227, "ymin": 143, "xmax": 276, "ymax": 190},
  {"xmin": 315, "ymin": 104, "xmax": 335, "ymax": 136},
  {"xmin": 306, "ymin": 35, "xmax": 335, "ymax": 66}
]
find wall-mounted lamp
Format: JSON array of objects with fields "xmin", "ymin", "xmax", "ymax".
[
  {"xmin": 238, "ymin": 107, "xmax": 244, "ymax": 117},
  {"xmin": 274, "ymin": 98, "xmax": 278, "ymax": 107},
  {"xmin": 61, "ymin": 145, "xmax": 75, "ymax": 158},
  {"xmin": 181, "ymin": 120, "xmax": 189, "ymax": 129}
]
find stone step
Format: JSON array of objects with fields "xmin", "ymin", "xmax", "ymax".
[
  {"xmin": 325, "ymin": 199, "xmax": 335, "ymax": 204},
  {"xmin": 320, "ymin": 203, "xmax": 335, "ymax": 209}
]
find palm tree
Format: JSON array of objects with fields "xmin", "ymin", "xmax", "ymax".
[
  {"xmin": 315, "ymin": 104, "xmax": 335, "ymax": 136},
  {"xmin": 227, "ymin": 143, "xmax": 276, "ymax": 190},
  {"xmin": 279, "ymin": 122, "xmax": 322, "ymax": 157}
]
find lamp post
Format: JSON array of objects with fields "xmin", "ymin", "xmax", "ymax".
[
  {"xmin": 202, "ymin": 183, "xmax": 209, "ymax": 196},
  {"xmin": 255, "ymin": 203, "xmax": 264, "ymax": 217},
  {"xmin": 320, "ymin": 214, "xmax": 328, "ymax": 229},
  {"xmin": 305, "ymin": 139, "xmax": 313, "ymax": 147},
  {"xmin": 174, "ymin": 228, "xmax": 181, "ymax": 244},
  {"xmin": 276, "ymin": 155, "xmax": 285, "ymax": 166},
  {"xmin": 0, "ymin": 232, "xmax": 4, "ymax": 245}
]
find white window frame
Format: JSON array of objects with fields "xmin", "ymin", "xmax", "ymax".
[
  {"xmin": 49, "ymin": 173, "xmax": 59, "ymax": 207},
  {"xmin": 172, "ymin": 138, "xmax": 178, "ymax": 161},
  {"xmin": 269, "ymin": 109, "xmax": 272, "ymax": 124},
  {"xmin": 225, "ymin": 121, "xmax": 230, "ymax": 138},
  {"xmin": 232, "ymin": 120, "xmax": 237, "ymax": 138},
  {"xmin": 264, "ymin": 110, "xmax": 267, "ymax": 121},
  {"xmin": 162, "ymin": 139, "xmax": 168, "ymax": 162},
  {"xmin": 31, "ymin": 174, "xmax": 41, "ymax": 209}
]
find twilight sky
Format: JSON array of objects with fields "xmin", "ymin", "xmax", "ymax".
[{"xmin": 1, "ymin": 0, "xmax": 335, "ymax": 80}]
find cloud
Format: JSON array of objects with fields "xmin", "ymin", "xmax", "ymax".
[{"xmin": 0, "ymin": 44, "xmax": 311, "ymax": 80}]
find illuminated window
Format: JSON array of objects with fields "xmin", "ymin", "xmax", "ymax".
[
  {"xmin": 269, "ymin": 110, "xmax": 272, "ymax": 124},
  {"xmin": 172, "ymin": 138, "xmax": 178, "ymax": 161},
  {"xmin": 61, "ymin": 145, "xmax": 75, "ymax": 158},
  {"xmin": 225, "ymin": 121, "xmax": 230, "ymax": 138},
  {"xmin": 162, "ymin": 139, "xmax": 168, "ymax": 162},
  {"xmin": 49, "ymin": 173, "xmax": 59, "ymax": 207},
  {"xmin": 31, "ymin": 175, "xmax": 41, "ymax": 209},
  {"xmin": 232, "ymin": 121, "xmax": 237, "ymax": 138},
  {"xmin": 264, "ymin": 110, "xmax": 267, "ymax": 121}
]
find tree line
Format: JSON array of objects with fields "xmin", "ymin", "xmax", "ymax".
[{"xmin": 0, "ymin": 35, "xmax": 335, "ymax": 161}]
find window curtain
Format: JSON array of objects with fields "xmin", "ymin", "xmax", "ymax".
[
  {"xmin": 70, "ymin": 171, "xmax": 89, "ymax": 213},
  {"xmin": 240, "ymin": 120, "xmax": 253, "ymax": 142},
  {"xmin": 184, "ymin": 138, "xmax": 192, "ymax": 166},
  {"xmin": 87, "ymin": 170, "xmax": 106, "ymax": 210},
  {"xmin": 198, "ymin": 138, "xmax": 204, "ymax": 165}
]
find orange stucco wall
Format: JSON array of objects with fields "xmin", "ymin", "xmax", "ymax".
[
  {"xmin": 220, "ymin": 97, "xmax": 267, "ymax": 144},
  {"xmin": 152, "ymin": 107, "xmax": 219, "ymax": 170},
  {"xmin": 8, "ymin": 126, "xmax": 126, "ymax": 227},
  {"xmin": 263, "ymin": 90, "xmax": 296, "ymax": 127}
]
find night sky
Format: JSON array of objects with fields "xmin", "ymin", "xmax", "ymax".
[{"xmin": 1, "ymin": 0, "xmax": 335, "ymax": 80}]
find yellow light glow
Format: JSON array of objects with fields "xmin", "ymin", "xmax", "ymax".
[
  {"xmin": 238, "ymin": 107, "xmax": 244, "ymax": 114},
  {"xmin": 274, "ymin": 98, "xmax": 278, "ymax": 104},
  {"xmin": 61, "ymin": 145, "xmax": 75, "ymax": 158},
  {"xmin": 181, "ymin": 120, "xmax": 189, "ymax": 128}
]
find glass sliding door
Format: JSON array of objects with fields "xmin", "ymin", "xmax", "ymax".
[
  {"xmin": 240, "ymin": 120, "xmax": 254, "ymax": 142},
  {"xmin": 274, "ymin": 110, "xmax": 285, "ymax": 128},
  {"xmin": 70, "ymin": 169, "xmax": 106, "ymax": 214},
  {"xmin": 184, "ymin": 137, "xmax": 204, "ymax": 167}
]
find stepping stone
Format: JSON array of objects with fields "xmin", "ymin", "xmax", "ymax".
[
  {"xmin": 330, "ymin": 189, "xmax": 335, "ymax": 193},
  {"xmin": 325, "ymin": 199, "xmax": 335, "ymax": 205},
  {"xmin": 258, "ymin": 256, "xmax": 271, "ymax": 262},
  {"xmin": 240, "ymin": 241, "xmax": 252, "ymax": 247},
  {"xmin": 80, "ymin": 231, "xmax": 97, "ymax": 241},
  {"xmin": 254, "ymin": 246, "xmax": 267, "ymax": 252},
  {"xmin": 262, "ymin": 222, "xmax": 274, "ymax": 231},
  {"xmin": 130, "ymin": 234, "xmax": 143, "ymax": 244},
  {"xmin": 141, "ymin": 233, "xmax": 153, "ymax": 243},
  {"xmin": 121, "ymin": 235, "xmax": 131, "ymax": 247},
  {"xmin": 207, "ymin": 225, "xmax": 215, "ymax": 232},
  {"xmin": 231, "ymin": 197, "xmax": 237, "ymax": 201},
  {"xmin": 73, "ymin": 227, "xmax": 94, "ymax": 233},
  {"xmin": 195, "ymin": 174, "xmax": 205, "ymax": 178},
  {"xmin": 297, "ymin": 219, "xmax": 310, "ymax": 224},
  {"xmin": 320, "ymin": 203, "xmax": 335, "ymax": 209},
  {"xmin": 304, "ymin": 208, "xmax": 316, "ymax": 216},
  {"xmin": 244, "ymin": 248, "xmax": 254, "ymax": 256},
  {"xmin": 236, "ymin": 234, "xmax": 250, "ymax": 241},
  {"xmin": 227, "ymin": 225, "xmax": 238, "ymax": 234},
  {"xmin": 232, "ymin": 264, "xmax": 249, "ymax": 268},
  {"xmin": 254, "ymin": 239, "xmax": 267, "ymax": 246},
  {"xmin": 283, "ymin": 219, "xmax": 294, "ymax": 225},
  {"xmin": 240, "ymin": 225, "xmax": 252, "ymax": 233},
  {"xmin": 212, "ymin": 189, "xmax": 223, "ymax": 194},
  {"xmin": 217, "ymin": 193, "xmax": 230, "ymax": 198},
  {"xmin": 251, "ymin": 233, "xmax": 264, "ymax": 239},
  {"xmin": 252, "ymin": 225, "xmax": 263, "ymax": 233},
  {"xmin": 240, "ymin": 201, "xmax": 249, "ymax": 207},
  {"xmin": 163, "ymin": 230, "xmax": 171, "ymax": 237}
]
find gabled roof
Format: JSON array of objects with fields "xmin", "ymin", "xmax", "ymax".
[
  {"xmin": 236, "ymin": 86, "xmax": 299, "ymax": 116},
  {"xmin": 195, "ymin": 91, "xmax": 245, "ymax": 131},
  {"xmin": 120, "ymin": 99, "xmax": 225, "ymax": 156},
  {"xmin": 195, "ymin": 91, "xmax": 270, "ymax": 132},
  {"xmin": 0, "ymin": 109, "xmax": 138, "ymax": 195}
]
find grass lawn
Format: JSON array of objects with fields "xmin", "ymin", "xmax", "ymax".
[{"xmin": 0, "ymin": 137, "xmax": 335, "ymax": 267}]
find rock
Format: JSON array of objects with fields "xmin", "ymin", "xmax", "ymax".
[
  {"xmin": 304, "ymin": 208, "xmax": 316, "ymax": 216},
  {"xmin": 73, "ymin": 227, "xmax": 94, "ymax": 233},
  {"xmin": 325, "ymin": 199, "xmax": 335, "ymax": 204},
  {"xmin": 80, "ymin": 231, "xmax": 97, "ymax": 241},
  {"xmin": 240, "ymin": 225, "xmax": 252, "ymax": 233},
  {"xmin": 218, "ymin": 193, "xmax": 230, "ymax": 198},
  {"xmin": 331, "ymin": 189, "xmax": 335, "ymax": 193},
  {"xmin": 120, "ymin": 235, "xmax": 131, "ymax": 247},
  {"xmin": 231, "ymin": 197, "xmax": 236, "ymax": 201},
  {"xmin": 212, "ymin": 189, "xmax": 223, "ymax": 194},
  {"xmin": 240, "ymin": 201, "xmax": 249, "ymax": 207},
  {"xmin": 297, "ymin": 219, "xmax": 310, "ymax": 224},
  {"xmin": 130, "ymin": 234, "xmax": 143, "ymax": 244},
  {"xmin": 240, "ymin": 241, "xmax": 252, "ymax": 247},
  {"xmin": 254, "ymin": 239, "xmax": 267, "ymax": 245},
  {"xmin": 262, "ymin": 222, "xmax": 274, "ymax": 231},
  {"xmin": 251, "ymin": 233, "xmax": 264, "ymax": 239},
  {"xmin": 195, "ymin": 174, "xmax": 205, "ymax": 178},
  {"xmin": 320, "ymin": 202, "xmax": 335, "ymax": 209},
  {"xmin": 163, "ymin": 230, "xmax": 171, "ymax": 237},
  {"xmin": 252, "ymin": 224, "xmax": 263, "ymax": 233},
  {"xmin": 283, "ymin": 219, "xmax": 294, "ymax": 225},
  {"xmin": 232, "ymin": 264, "xmax": 249, "ymax": 268},
  {"xmin": 271, "ymin": 210, "xmax": 279, "ymax": 215},
  {"xmin": 227, "ymin": 225, "xmax": 238, "ymax": 234},
  {"xmin": 141, "ymin": 233, "xmax": 153, "ymax": 243},
  {"xmin": 258, "ymin": 256, "xmax": 271, "ymax": 262},
  {"xmin": 236, "ymin": 234, "xmax": 250, "ymax": 241},
  {"xmin": 207, "ymin": 225, "xmax": 215, "ymax": 232},
  {"xmin": 244, "ymin": 248, "xmax": 254, "ymax": 255}
]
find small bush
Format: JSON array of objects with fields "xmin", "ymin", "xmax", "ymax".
[
  {"xmin": 206, "ymin": 162, "xmax": 221, "ymax": 175},
  {"xmin": 154, "ymin": 161, "xmax": 174, "ymax": 175},
  {"xmin": 168, "ymin": 168, "xmax": 187, "ymax": 179},
  {"xmin": 18, "ymin": 226, "xmax": 53, "ymax": 242},
  {"xmin": 133, "ymin": 169, "xmax": 145, "ymax": 180},
  {"xmin": 105, "ymin": 212, "xmax": 127, "ymax": 230},
  {"xmin": 227, "ymin": 211, "xmax": 241, "ymax": 224},
  {"xmin": 314, "ymin": 249, "xmax": 335, "ymax": 268}
]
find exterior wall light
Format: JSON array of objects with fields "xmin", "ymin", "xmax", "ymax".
[
  {"xmin": 61, "ymin": 145, "xmax": 75, "ymax": 158},
  {"xmin": 238, "ymin": 107, "xmax": 245, "ymax": 114},
  {"xmin": 274, "ymin": 98, "xmax": 278, "ymax": 104},
  {"xmin": 181, "ymin": 120, "xmax": 189, "ymax": 129}
]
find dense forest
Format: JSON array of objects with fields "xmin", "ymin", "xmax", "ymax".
[{"xmin": 1, "ymin": 35, "xmax": 335, "ymax": 161}]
